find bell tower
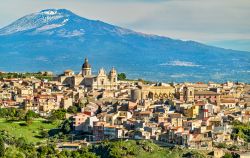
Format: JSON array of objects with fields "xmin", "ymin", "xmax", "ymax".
[
  {"xmin": 109, "ymin": 67, "xmax": 117, "ymax": 84},
  {"xmin": 183, "ymin": 86, "xmax": 194, "ymax": 103},
  {"xmin": 82, "ymin": 58, "xmax": 91, "ymax": 76},
  {"xmin": 109, "ymin": 67, "xmax": 117, "ymax": 90}
]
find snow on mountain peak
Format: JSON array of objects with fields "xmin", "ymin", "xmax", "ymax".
[
  {"xmin": 41, "ymin": 10, "xmax": 58, "ymax": 15},
  {"xmin": 0, "ymin": 9, "xmax": 72, "ymax": 35},
  {"xmin": 36, "ymin": 24, "xmax": 63, "ymax": 32},
  {"xmin": 0, "ymin": 8, "xmax": 153, "ymax": 38}
]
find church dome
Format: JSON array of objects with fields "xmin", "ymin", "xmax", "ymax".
[
  {"xmin": 109, "ymin": 67, "xmax": 117, "ymax": 76},
  {"xmin": 82, "ymin": 58, "xmax": 91, "ymax": 69}
]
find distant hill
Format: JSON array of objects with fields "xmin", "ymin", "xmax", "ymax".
[{"xmin": 0, "ymin": 9, "xmax": 249, "ymax": 82}]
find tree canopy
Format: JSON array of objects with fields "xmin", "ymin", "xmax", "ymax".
[{"xmin": 117, "ymin": 73, "xmax": 126, "ymax": 80}]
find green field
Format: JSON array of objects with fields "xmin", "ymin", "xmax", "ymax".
[{"xmin": 0, "ymin": 118, "xmax": 58, "ymax": 143}]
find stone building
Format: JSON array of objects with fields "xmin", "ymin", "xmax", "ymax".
[
  {"xmin": 180, "ymin": 85, "xmax": 220, "ymax": 104},
  {"xmin": 183, "ymin": 86, "xmax": 194, "ymax": 103},
  {"xmin": 131, "ymin": 84, "xmax": 175, "ymax": 100},
  {"xmin": 58, "ymin": 58, "xmax": 118, "ymax": 91}
]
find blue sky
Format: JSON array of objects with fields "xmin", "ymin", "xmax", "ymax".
[{"xmin": 0, "ymin": 0, "xmax": 250, "ymax": 51}]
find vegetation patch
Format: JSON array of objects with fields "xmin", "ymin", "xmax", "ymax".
[{"xmin": 0, "ymin": 118, "xmax": 58, "ymax": 143}]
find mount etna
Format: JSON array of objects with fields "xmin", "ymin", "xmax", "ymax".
[{"xmin": 0, "ymin": 9, "xmax": 249, "ymax": 82}]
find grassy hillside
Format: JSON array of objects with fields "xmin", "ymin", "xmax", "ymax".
[{"xmin": 0, "ymin": 118, "xmax": 58, "ymax": 143}]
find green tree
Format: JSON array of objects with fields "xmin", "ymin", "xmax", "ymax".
[
  {"xmin": 60, "ymin": 119, "xmax": 72, "ymax": 134},
  {"xmin": 4, "ymin": 147, "xmax": 25, "ymax": 158},
  {"xmin": 16, "ymin": 110, "xmax": 26, "ymax": 121},
  {"xmin": 40, "ymin": 130, "xmax": 49, "ymax": 138},
  {"xmin": 49, "ymin": 109, "xmax": 66, "ymax": 122},
  {"xmin": 25, "ymin": 110, "xmax": 37, "ymax": 125},
  {"xmin": 216, "ymin": 143, "xmax": 227, "ymax": 148},
  {"xmin": 223, "ymin": 153, "xmax": 233, "ymax": 158},
  {"xmin": 0, "ymin": 137, "xmax": 5, "ymax": 157},
  {"xmin": 185, "ymin": 150, "xmax": 206, "ymax": 158},
  {"xmin": 67, "ymin": 105, "xmax": 78, "ymax": 114},
  {"xmin": 231, "ymin": 121, "xmax": 250, "ymax": 142},
  {"xmin": 37, "ymin": 144, "xmax": 56, "ymax": 157},
  {"xmin": 117, "ymin": 73, "xmax": 126, "ymax": 80},
  {"xmin": 16, "ymin": 137, "xmax": 27, "ymax": 148},
  {"xmin": 25, "ymin": 110, "xmax": 37, "ymax": 119}
]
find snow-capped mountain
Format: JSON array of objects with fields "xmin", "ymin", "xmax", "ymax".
[
  {"xmin": 0, "ymin": 9, "xmax": 69, "ymax": 35},
  {"xmin": 0, "ymin": 9, "xmax": 136, "ymax": 37},
  {"xmin": 0, "ymin": 9, "xmax": 249, "ymax": 82}
]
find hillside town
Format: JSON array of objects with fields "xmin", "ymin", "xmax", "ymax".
[{"xmin": 0, "ymin": 59, "xmax": 250, "ymax": 157}]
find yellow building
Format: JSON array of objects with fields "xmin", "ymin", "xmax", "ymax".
[
  {"xmin": 136, "ymin": 84, "xmax": 175, "ymax": 100},
  {"xmin": 186, "ymin": 105, "xmax": 199, "ymax": 118}
]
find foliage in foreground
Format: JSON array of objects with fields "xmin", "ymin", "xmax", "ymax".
[
  {"xmin": 231, "ymin": 120, "xmax": 250, "ymax": 142},
  {"xmin": 0, "ymin": 132, "xmax": 210, "ymax": 158}
]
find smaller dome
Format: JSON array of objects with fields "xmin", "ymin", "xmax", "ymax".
[
  {"xmin": 82, "ymin": 58, "xmax": 91, "ymax": 69},
  {"xmin": 109, "ymin": 67, "xmax": 117, "ymax": 76}
]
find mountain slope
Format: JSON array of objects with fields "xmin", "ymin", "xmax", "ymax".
[{"xmin": 0, "ymin": 9, "xmax": 249, "ymax": 82}]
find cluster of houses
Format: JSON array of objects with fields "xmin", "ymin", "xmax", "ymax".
[
  {"xmin": 72, "ymin": 82, "xmax": 250, "ymax": 150},
  {"xmin": 0, "ymin": 61, "xmax": 250, "ymax": 152}
]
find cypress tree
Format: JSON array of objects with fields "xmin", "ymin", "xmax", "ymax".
[{"xmin": 0, "ymin": 137, "xmax": 5, "ymax": 157}]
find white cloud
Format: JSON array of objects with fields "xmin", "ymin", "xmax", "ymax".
[
  {"xmin": 160, "ymin": 60, "xmax": 200, "ymax": 67},
  {"xmin": 170, "ymin": 74, "xmax": 190, "ymax": 78},
  {"xmin": 35, "ymin": 56, "xmax": 48, "ymax": 62}
]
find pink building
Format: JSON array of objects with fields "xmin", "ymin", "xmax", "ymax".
[
  {"xmin": 73, "ymin": 113, "xmax": 89, "ymax": 131},
  {"xmin": 194, "ymin": 91, "xmax": 220, "ymax": 104}
]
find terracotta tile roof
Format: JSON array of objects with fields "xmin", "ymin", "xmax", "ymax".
[
  {"xmin": 169, "ymin": 113, "xmax": 182, "ymax": 118},
  {"xmin": 194, "ymin": 91, "xmax": 218, "ymax": 95},
  {"xmin": 220, "ymin": 99, "xmax": 237, "ymax": 103},
  {"xmin": 139, "ymin": 111, "xmax": 151, "ymax": 115}
]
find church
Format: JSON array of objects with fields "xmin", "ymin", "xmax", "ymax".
[{"xmin": 58, "ymin": 58, "xmax": 118, "ymax": 90}]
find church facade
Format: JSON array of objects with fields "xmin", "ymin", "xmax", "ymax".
[{"xmin": 58, "ymin": 58, "xmax": 118, "ymax": 90}]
